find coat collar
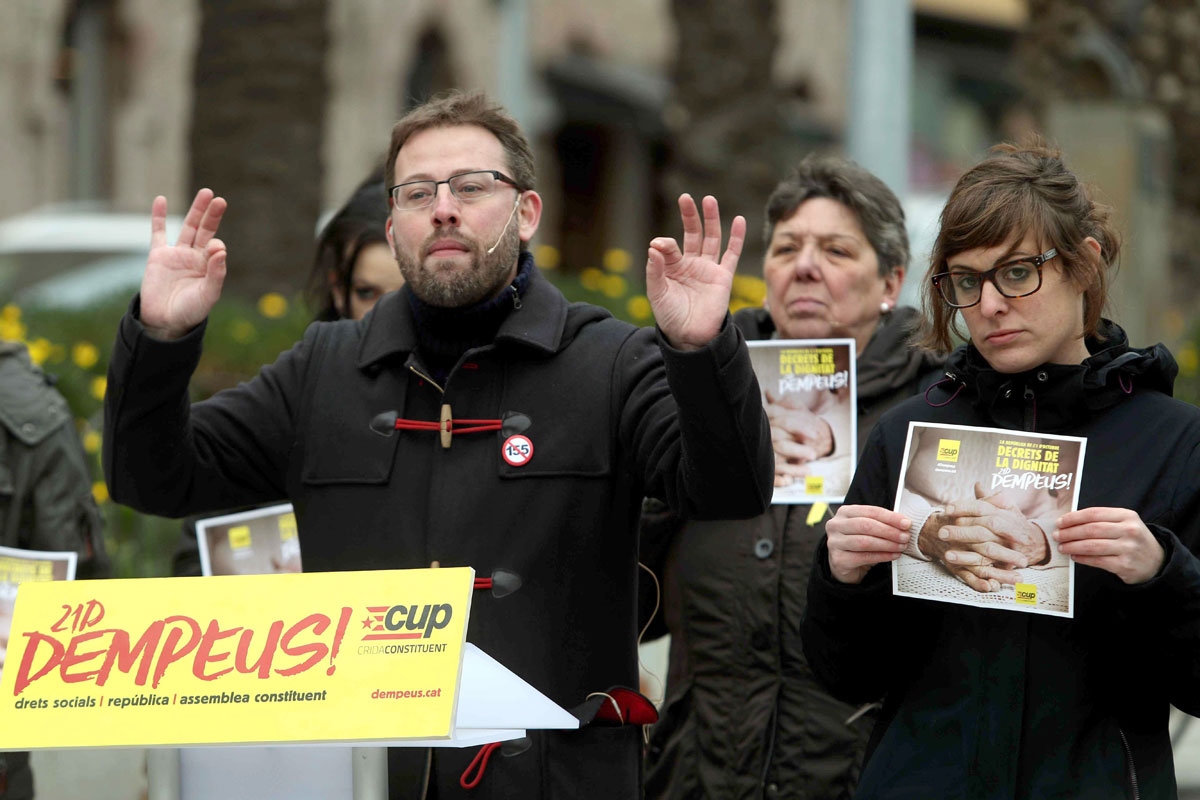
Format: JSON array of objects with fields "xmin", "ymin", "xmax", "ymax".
[
  {"xmin": 355, "ymin": 252, "xmax": 572, "ymax": 369},
  {"xmin": 938, "ymin": 319, "xmax": 1177, "ymax": 431}
]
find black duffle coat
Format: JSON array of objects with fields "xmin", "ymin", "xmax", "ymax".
[{"xmin": 103, "ymin": 262, "xmax": 773, "ymax": 799}]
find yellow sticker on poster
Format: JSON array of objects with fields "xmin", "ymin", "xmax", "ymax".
[{"xmin": 0, "ymin": 567, "xmax": 473, "ymax": 749}]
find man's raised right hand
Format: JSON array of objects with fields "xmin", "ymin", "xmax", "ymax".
[{"xmin": 139, "ymin": 189, "xmax": 228, "ymax": 341}]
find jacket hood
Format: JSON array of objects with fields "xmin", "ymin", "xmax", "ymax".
[
  {"xmin": 936, "ymin": 319, "xmax": 1178, "ymax": 431},
  {"xmin": 856, "ymin": 307, "xmax": 945, "ymax": 401},
  {"xmin": 733, "ymin": 305, "xmax": 943, "ymax": 402}
]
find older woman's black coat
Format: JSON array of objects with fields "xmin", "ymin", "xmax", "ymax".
[
  {"xmin": 641, "ymin": 306, "xmax": 943, "ymax": 800},
  {"xmin": 803, "ymin": 321, "xmax": 1200, "ymax": 800},
  {"xmin": 103, "ymin": 263, "xmax": 773, "ymax": 799}
]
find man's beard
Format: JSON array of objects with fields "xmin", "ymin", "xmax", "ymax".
[{"xmin": 396, "ymin": 225, "xmax": 521, "ymax": 308}]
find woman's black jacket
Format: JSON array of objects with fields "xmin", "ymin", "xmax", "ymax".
[{"xmin": 803, "ymin": 321, "xmax": 1200, "ymax": 799}]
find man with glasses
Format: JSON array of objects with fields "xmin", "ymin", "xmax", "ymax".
[{"xmin": 103, "ymin": 91, "xmax": 772, "ymax": 798}]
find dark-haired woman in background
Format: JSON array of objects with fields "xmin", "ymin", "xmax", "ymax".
[
  {"xmin": 306, "ymin": 173, "xmax": 404, "ymax": 322},
  {"xmin": 804, "ymin": 144, "xmax": 1200, "ymax": 798}
]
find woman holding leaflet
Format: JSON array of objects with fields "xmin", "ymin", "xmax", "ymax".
[{"xmin": 803, "ymin": 144, "xmax": 1200, "ymax": 798}]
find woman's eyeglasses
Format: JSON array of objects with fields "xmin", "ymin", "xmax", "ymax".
[{"xmin": 931, "ymin": 248, "xmax": 1058, "ymax": 309}]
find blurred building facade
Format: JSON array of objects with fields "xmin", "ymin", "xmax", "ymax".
[
  {"xmin": 0, "ymin": 0, "xmax": 197, "ymax": 219},
  {"xmin": 1019, "ymin": 0, "xmax": 1194, "ymax": 343},
  {"xmin": 9, "ymin": 0, "xmax": 1180, "ymax": 346},
  {"xmin": 0, "ymin": 0, "xmax": 1030, "ymax": 281}
]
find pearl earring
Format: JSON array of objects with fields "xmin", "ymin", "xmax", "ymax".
[{"xmin": 880, "ymin": 301, "xmax": 891, "ymax": 313}]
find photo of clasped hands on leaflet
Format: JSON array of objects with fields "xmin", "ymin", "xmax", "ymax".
[
  {"xmin": 893, "ymin": 423, "xmax": 1084, "ymax": 615},
  {"xmin": 748, "ymin": 339, "xmax": 856, "ymax": 504},
  {"xmin": 195, "ymin": 504, "xmax": 302, "ymax": 577}
]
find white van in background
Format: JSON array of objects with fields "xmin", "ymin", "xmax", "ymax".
[{"xmin": 0, "ymin": 203, "xmax": 181, "ymax": 308}]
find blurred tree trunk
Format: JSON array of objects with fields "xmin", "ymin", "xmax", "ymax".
[
  {"xmin": 666, "ymin": 0, "xmax": 791, "ymax": 275},
  {"xmin": 190, "ymin": 0, "xmax": 328, "ymax": 299},
  {"xmin": 1018, "ymin": 0, "xmax": 1200, "ymax": 302}
]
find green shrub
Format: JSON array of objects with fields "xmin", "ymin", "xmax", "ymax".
[{"xmin": 4, "ymin": 291, "xmax": 309, "ymax": 578}]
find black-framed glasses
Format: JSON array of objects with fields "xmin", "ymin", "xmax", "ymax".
[
  {"xmin": 931, "ymin": 248, "xmax": 1058, "ymax": 309},
  {"xmin": 388, "ymin": 170, "xmax": 520, "ymax": 211}
]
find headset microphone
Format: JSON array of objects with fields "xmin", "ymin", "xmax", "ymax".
[{"xmin": 486, "ymin": 197, "xmax": 522, "ymax": 255}]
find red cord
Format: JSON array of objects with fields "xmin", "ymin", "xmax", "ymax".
[
  {"xmin": 393, "ymin": 420, "xmax": 441, "ymax": 430},
  {"xmin": 459, "ymin": 741, "xmax": 502, "ymax": 789},
  {"xmin": 473, "ymin": 578, "xmax": 493, "ymax": 589},
  {"xmin": 393, "ymin": 417, "xmax": 503, "ymax": 435},
  {"xmin": 451, "ymin": 424, "xmax": 503, "ymax": 434}
]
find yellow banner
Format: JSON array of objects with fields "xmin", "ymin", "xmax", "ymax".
[{"xmin": 0, "ymin": 567, "xmax": 473, "ymax": 748}]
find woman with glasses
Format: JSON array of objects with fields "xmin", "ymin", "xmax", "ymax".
[{"xmin": 802, "ymin": 143, "xmax": 1200, "ymax": 798}]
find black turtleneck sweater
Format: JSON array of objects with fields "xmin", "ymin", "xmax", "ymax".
[{"xmin": 404, "ymin": 252, "xmax": 534, "ymax": 385}]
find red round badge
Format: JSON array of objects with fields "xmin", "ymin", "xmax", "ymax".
[{"xmin": 502, "ymin": 434, "xmax": 534, "ymax": 466}]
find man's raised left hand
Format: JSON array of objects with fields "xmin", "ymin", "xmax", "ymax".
[{"xmin": 646, "ymin": 194, "xmax": 745, "ymax": 350}]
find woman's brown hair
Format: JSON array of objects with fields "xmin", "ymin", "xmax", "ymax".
[{"xmin": 919, "ymin": 143, "xmax": 1121, "ymax": 353}]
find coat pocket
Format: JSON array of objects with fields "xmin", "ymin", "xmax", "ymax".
[
  {"xmin": 301, "ymin": 416, "xmax": 401, "ymax": 485},
  {"xmin": 300, "ymin": 366, "xmax": 406, "ymax": 486},
  {"xmin": 541, "ymin": 725, "xmax": 641, "ymax": 797},
  {"xmin": 493, "ymin": 327, "xmax": 623, "ymax": 480},
  {"xmin": 494, "ymin": 416, "xmax": 612, "ymax": 479},
  {"xmin": 494, "ymin": 365, "xmax": 612, "ymax": 479}
]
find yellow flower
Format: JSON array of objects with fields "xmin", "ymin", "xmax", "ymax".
[
  {"xmin": 83, "ymin": 430, "xmax": 102, "ymax": 454},
  {"xmin": 72, "ymin": 342, "xmax": 100, "ymax": 369},
  {"xmin": 91, "ymin": 376, "xmax": 107, "ymax": 400},
  {"xmin": 0, "ymin": 318, "xmax": 27, "ymax": 340},
  {"xmin": 231, "ymin": 320, "xmax": 256, "ymax": 343},
  {"xmin": 26, "ymin": 338, "xmax": 52, "ymax": 365},
  {"xmin": 535, "ymin": 244, "xmax": 561, "ymax": 270},
  {"xmin": 602, "ymin": 274, "xmax": 628, "ymax": 299},
  {"xmin": 1, "ymin": 304, "xmax": 20, "ymax": 321},
  {"xmin": 627, "ymin": 295, "xmax": 653, "ymax": 321},
  {"xmin": 1179, "ymin": 344, "xmax": 1198, "ymax": 378},
  {"xmin": 580, "ymin": 267, "xmax": 605, "ymax": 292},
  {"xmin": 92, "ymin": 481, "xmax": 109, "ymax": 504},
  {"xmin": 258, "ymin": 293, "xmax": 288, "ymax": 319},
  {"xmin": 732, "ymin": 274, "xmax": 767, "ymax": 306},
  {"xmin": 603, "ymin": 249, "xmax": 632, "ymax": 273}
]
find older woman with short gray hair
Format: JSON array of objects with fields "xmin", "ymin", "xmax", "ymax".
[{"xmin": 641, "ymin": 154, "xmax": 943, "ymax": 800}]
